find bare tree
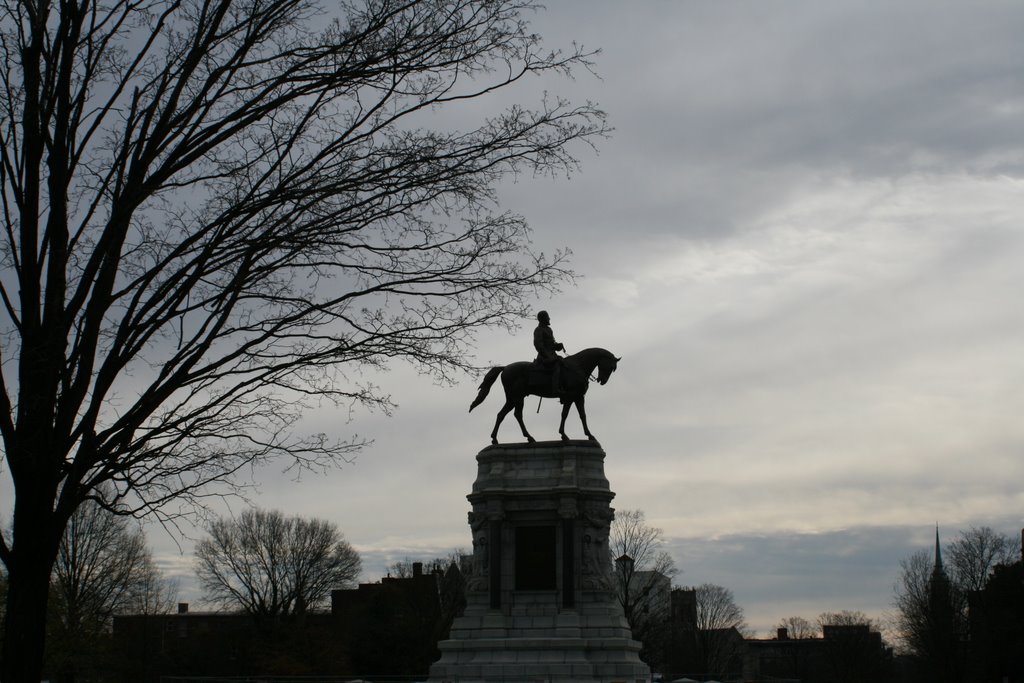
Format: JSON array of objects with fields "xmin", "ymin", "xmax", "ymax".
[
  {"xmin": 895, "ymin": 550, "xmax": 940, "ymax": 651},
  {"xmin": 817, "ymin": 609, "xmax": 877, "ymax": 630},
  {"xmin": 124, "ymin": 557, "xmax": 180, "ymax": 617},
  {"xmin": 947, "ymin": 526, "xmax": 1020, "ymax": 593},
  {"xmin": 775, "ymin": 615, "xmax": 817, "ymax": 639},
  {"xmin": 692, "ymin": 583, "xmax": 747, "ymax": 632},
  {"xmin": 892, "ymin": 527, "xmax": 1017, "ymax": 659},
  {"xmin": 196, "ymin": 508, "xmax": 361, "ymax": 622},
  {"xmin": 609, "ymin": 509, "xmax": 678, "ymax": 622},
  {"xmin": 47, "ymin": 498, "xmax": 174, "ymax": 683},
  {"xmin": 894, "ymin": 526, "xmax": 1021, "ymax": 680},
  {"xmin": 893, "ymin": 542, "xmax": 967, "ymax": 682},
  {"xmin": 768, "ymin": 615, "xmax": 818, "ymax": 681},
  {"xmin": 609, "ymin": 509, "xmax": 678, "ymax": 670},
  {"xmin": 387, "ymin": 549, "xmax": 467, "ymax": 578},
  {"xmin": 0, "ymin": 0, "xmax": 606, "ymax": 679},
  {"xmin": 688, "ymin": 582, "xmax": 748, "ymax": 675}
]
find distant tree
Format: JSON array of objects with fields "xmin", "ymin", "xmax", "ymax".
[
  {"xmin": 387, "ymin": 549, "xmax": 466, "ymax": 578},
  {"xmin": 894, "ymin": 525, "xmax": 1021, "ymax": 683},
  {"xmin": 195, "ymin": 508, "xmax": 360, "ymax": 624},
  {"xmin": 775, "ymin": 615, "xmax": 817, "ymax": 639},
  {"xmin": 0, "ymin": 0, "xmax": 605, "ymax": 679},
  {"xmin": 946, "ymin": 526, "xmax": 1020, "ymax": 592},
  {"xmin": 47, "ymin": 498, "xmax": 174, "ymax": 683},
  {"xmin": 893, "ymin": 536, "xmax": 968, "ymax": 682},
  {"xmin": 689, "ymin": 582, "xmax": 748, "ymax": 675},
  {"xmin": 692, "ymin": 583, "xmax": 748, "ymax": 633},
  {"xmin": 768, "ymin": 615, "xmax": 818, "ymax": 681},
  {"xmin": 817, "ymin": 609, "xmax": 877, "ymax": 630},
  {"xmin": 609, "ymin": 509, "xmax": 678, "ymax": 671},
  {"xmin": 388, "ymin": 558, "xmax": 424, "ymax": 578},
  {"xmin": 124, "ymin": 558, "xmax": 179, "ymax": 617}
]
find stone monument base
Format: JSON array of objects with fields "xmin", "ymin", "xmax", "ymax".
[{"xmin": 428, "ymin": 441, "xmax": 651, "ymax": 683}]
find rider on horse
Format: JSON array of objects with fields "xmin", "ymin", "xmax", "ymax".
[{"xmin": 533, "ymin": 310, "xmax": 565, "ymax": 397}]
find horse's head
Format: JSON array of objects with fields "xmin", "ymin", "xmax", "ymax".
[{"xmin": 596, "ymin": 353, "xmax": 620, "ymax": 385}]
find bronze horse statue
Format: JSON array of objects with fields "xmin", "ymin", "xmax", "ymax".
[{"xmin": 469, "ymin": 347, "xmax": 620, "ymax": 445}]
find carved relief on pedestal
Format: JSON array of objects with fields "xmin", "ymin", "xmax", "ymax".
[
  {"xmin": 580, "ymin": 505, "xmax": 613, "ymax": 590},
  {"xmin": 467, "ymin": 511, "xmax": 488, "ymax": 592},
  {"xmin": 467, "ymin": 510, "xmax": 502, "ymax": 593}
]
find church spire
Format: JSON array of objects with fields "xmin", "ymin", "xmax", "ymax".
[{"xmin": 933, "ymin": 524, "xmax": 944, "ymax": 573}]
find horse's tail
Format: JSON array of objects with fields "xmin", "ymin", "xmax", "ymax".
[{"xmin": 469, "ymin": 366, "xmax": 504, "ymax": 412}]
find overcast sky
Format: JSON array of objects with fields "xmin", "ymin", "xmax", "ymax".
[{"xmin": 136, "ymin": 1, "xmax": 1024, "ymax": 636}]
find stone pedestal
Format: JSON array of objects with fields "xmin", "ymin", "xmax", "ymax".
[{"xmin": 429, "ymin": 441, "xmax": 651, "ymax": 683}]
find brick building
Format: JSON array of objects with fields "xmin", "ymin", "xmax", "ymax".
[{"xmin": 111, "ymin": 562, "xmax": 444, "ymax": 682}]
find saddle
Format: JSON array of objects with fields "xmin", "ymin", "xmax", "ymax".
[{"xmin": 529, "ymin": 359, "xmax": 571, "ymax": 399}]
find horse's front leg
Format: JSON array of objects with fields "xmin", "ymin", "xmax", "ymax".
[
  {"xmin": 559, "ymin": 400, "xmax": 572, "ymax": 441},
  {"xmin": 513, "ymin": 398, "xmax": 535, "ymax": 443},
  {"xmin": 576, "ymin": 396, "xmax": 596, "ymax": 441},
  {"xmin": 491, "ymin": 399, "xmax": 515, "ymax": 445}
]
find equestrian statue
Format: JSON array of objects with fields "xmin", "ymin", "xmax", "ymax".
[{"xmin": 469, "ymin": 311, "xmax": 620, "ymax": 445}]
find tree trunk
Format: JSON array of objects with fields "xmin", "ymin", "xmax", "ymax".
[
  {"xmin": 1, "ymin": 498, "xmax": 60, "ymax": 683},
  {"xmin": 2, "ymin": 560, "xmax": 53, "ymax": 683}
]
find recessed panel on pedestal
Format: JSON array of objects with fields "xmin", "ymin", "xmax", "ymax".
[{"xmin": 515, "ymin": 525, "xmax": 557, "ymax": 590}]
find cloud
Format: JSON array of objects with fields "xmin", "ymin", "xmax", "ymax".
[
  {"xmin": 552, "ymin": 171, "xmax": 1024, "ymax": 545},
  {"xmin": 666, "ymin": 518, "xmax": 1023, "ymax": 635}
]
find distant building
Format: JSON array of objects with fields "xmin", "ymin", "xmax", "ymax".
[
  {"xmin": 966, "ymin": 529, "xmax": 1024, "ymax": 683},
  {"xmin": 623, "ymin": 568, "xmax": 673, "ymax": 671},
  {"xmin": 111, "ymin": 561, "xmax": 445, "ymax": 683},
  {"xmin": 112, "ymin": 602, "xmax": 342, "ymax": 682},
  {"xmin": 743, "ymin": 623, "xmax": 895, "ymax": 683},
  {"xmin": 627, "ymin": 568, "xmax": 672, "ymax": 618},
  {"xmin": 662, "ymin": 588, "xmax": 745, "ymax": 680},
  {"xmin": 331, "ymin": 561, "xmax": 445, "ymax": 676}
]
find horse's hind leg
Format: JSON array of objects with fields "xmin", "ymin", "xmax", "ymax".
[
  {"xmin": 491, "ymin": 400, "xmax": 515, "ymax": 445},
  {"xmin": 513, "ymin": 398, "xmax": 535, "ymax": 443}
]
